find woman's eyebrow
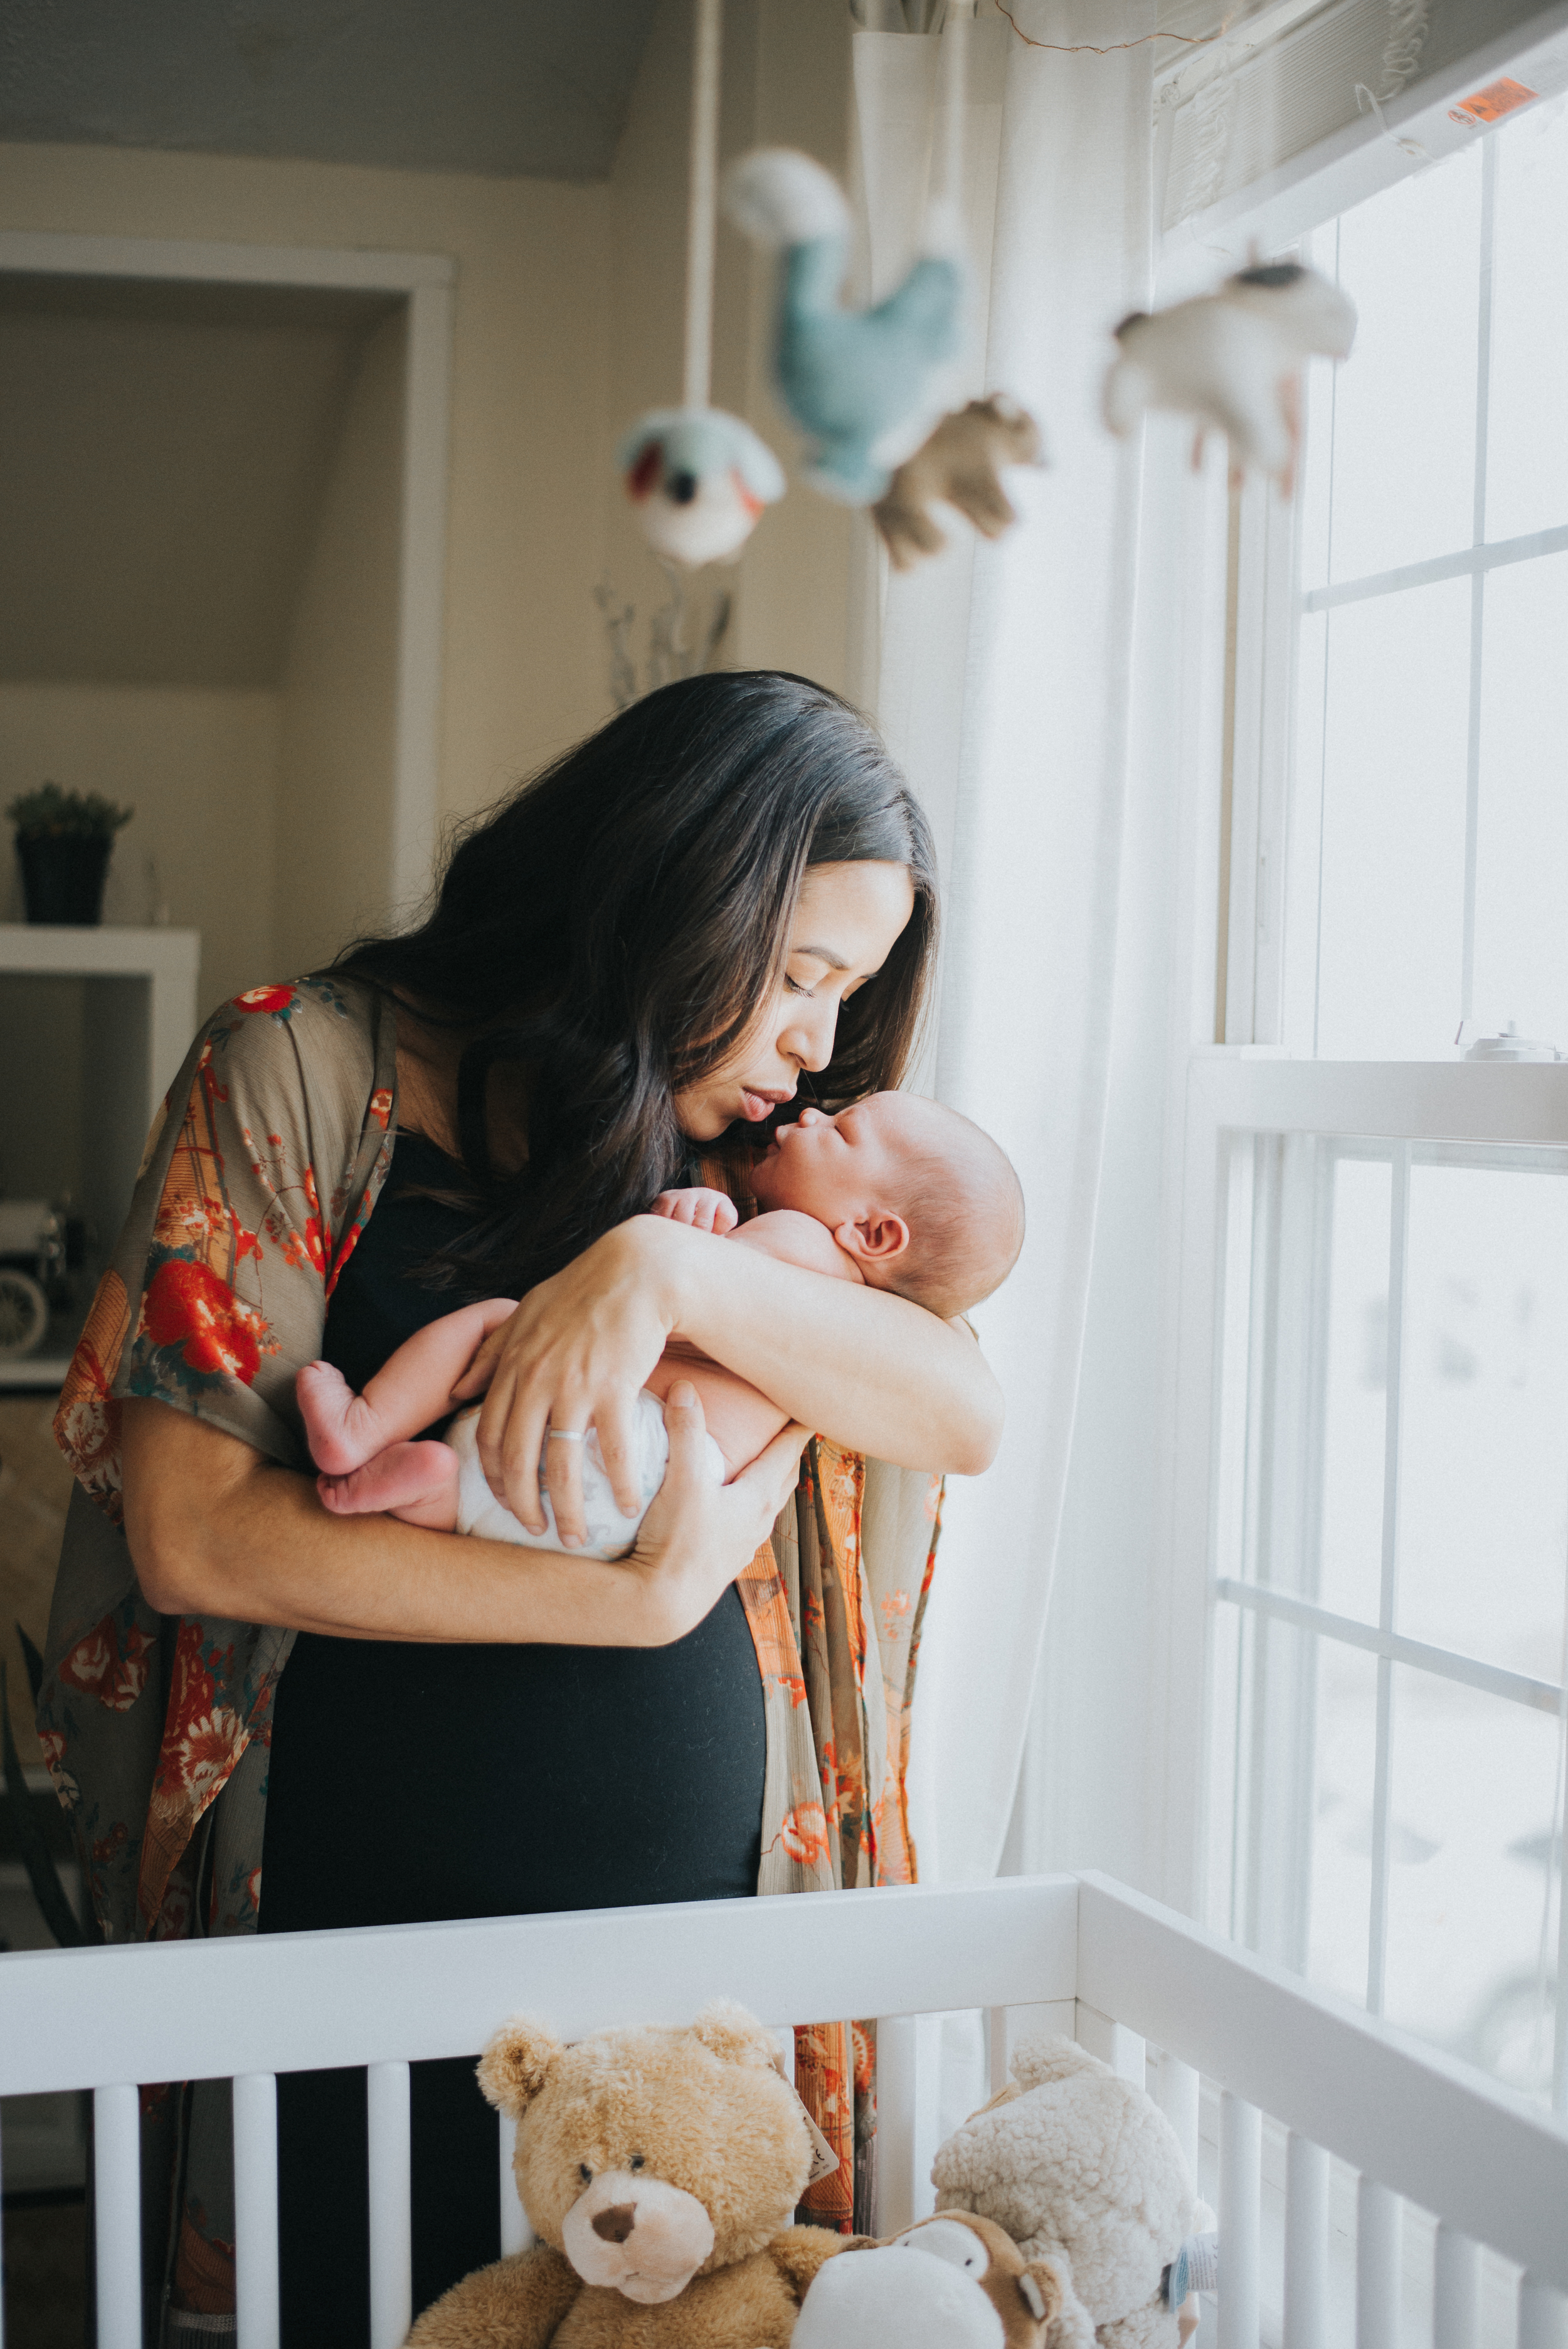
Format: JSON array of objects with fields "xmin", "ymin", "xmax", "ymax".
[{"xmin": 791, "ymin": 943, "xmax": 852, "ymax": 970}]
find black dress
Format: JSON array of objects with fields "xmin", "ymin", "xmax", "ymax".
[{"xmin": 258, "ymin": 1134, "xmax": 766, "ymax": 2340}]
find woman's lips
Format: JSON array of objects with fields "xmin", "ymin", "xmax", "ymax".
[{"xmin": 739, "ymin": 1088, "xmax": 790, "ymax": 1122}]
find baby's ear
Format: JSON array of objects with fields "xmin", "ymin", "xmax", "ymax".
[
  {"xmin": 475, "ymin": 2016, "xmax": 561, "ymax": 2117},
  {"xmin": 834, "ymin": 1211, "xmax": 910, "ymax": 1266}
]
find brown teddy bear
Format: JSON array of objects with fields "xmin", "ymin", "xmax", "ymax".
[{"xmin": 406, "ymin": 2000, "xmax": 845, "ymax": 2348}]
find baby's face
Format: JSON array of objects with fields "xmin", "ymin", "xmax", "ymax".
[{"xmin": 750, "ymin": 1093, "xmax": 925, "ymax": 1229}]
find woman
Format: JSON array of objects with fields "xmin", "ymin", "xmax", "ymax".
[{"xmin": 41, "ymin": 672, "xmax": 1001, "ymax": 2342}]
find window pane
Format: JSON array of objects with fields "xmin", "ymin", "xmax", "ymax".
[
  {"xmin": 1383, "ymin": 1670, "xmax": 1562, "ymax": 2101},
  {"xmin": 1318, "ymin": 1154, "xmax": 1391, "ymax": 1626},
  {"xmin": 1397, "ymin": 1160, "xmax": 1568, "ymax": 1680},
  {"xmin": 1471, "ymin": 550, "xmax": 1568, "ymax": 1047},
  {"xmin": 1486, "ymin": 97, "xmax": 1568, "ymax": 544},
  {"xmin": 1315, "ymin": 577, "xmax": 1470, "ymax": 1058},
  {"xmin": 1306, "ymin": 1641, "xmax": 1379, "ymax": 2010},
  {"xmin": 1325, "ymin": 147, "xmax": 1481, "ymax": 583}
]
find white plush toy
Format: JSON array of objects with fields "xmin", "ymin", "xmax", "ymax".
[
  {"xmin": 617, "ymin": 406, "xmax": 786, "ymax": 566},
  {"xmin": 931, "ymin": 2034, "xmax": 1211, "ymax": 2348},
  {"xmin": 1103, "ymin": 260, "xmax": 1357, "ymax": 494}
]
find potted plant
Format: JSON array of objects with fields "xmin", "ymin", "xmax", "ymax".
[{"xmin": 7, "ymin": 783, "xmax": 134, "ymax": 926}]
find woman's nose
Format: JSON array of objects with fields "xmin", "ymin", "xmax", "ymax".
[{"xmin": 781, "ymin": 999, "xmax": 837, "ymax": 1074}]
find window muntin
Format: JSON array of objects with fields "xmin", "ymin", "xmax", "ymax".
[{"xmin": 1286, "ymin": 98, "xmax": 1568, "ymax": 1061}]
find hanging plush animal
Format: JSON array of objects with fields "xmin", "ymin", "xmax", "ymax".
[
  {"xmin": 872, "ymin": 396, "xmax": 1046, "ymax": 571},
  {"xmin": 723, "ymin": 148, "xmax": 963, "ymax": 505},
  {"xmin": 1103, "ymin": 261, "xmax": 1357, "ymax": 494},
  {"xmin": 618, "ymin": 407, "xmax": 786, "ymax": 566}
]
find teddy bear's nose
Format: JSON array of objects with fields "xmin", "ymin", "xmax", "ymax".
[{"xmin": 591, "ymin": 2203, "xmax": 638, "ymax": 2244}]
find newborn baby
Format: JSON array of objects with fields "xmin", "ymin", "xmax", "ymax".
[{"xmin": 297, "ymin": 1092, "xmax": 1024, "ymax": 1560}]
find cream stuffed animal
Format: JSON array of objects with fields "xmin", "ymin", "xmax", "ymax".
[
  {"xmin": 931, "ymin": 2034, "xmax": 1209, "ymax": 2348},
  {"xmin": 1103, "ymin": 260, "xmax": 1357, "ymax": 495}
]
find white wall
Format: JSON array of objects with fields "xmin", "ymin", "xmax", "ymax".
[
  {"xmin": 0, "ymin": 680, "xmax": 280, "ymax": 1015},
  {"xmin": 275, "ymin": 306, "xmax": 405, "ymax": 975}
]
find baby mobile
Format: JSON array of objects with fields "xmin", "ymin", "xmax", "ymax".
[
  {"xmin": 608, "ymin": 0, "xmax": 1373, "ymax": 701},
  {"xmin": 608, "ymin": 0, "xmax": 1048, "ymax": 685}
]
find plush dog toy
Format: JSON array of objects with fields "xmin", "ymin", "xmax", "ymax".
[
  {"xmin": 1103, "ymin": 260, "xmax": 1357, "ymax": 494},
  {"xmin": 931, "ymin": 2032, "xmax": 1209, "ymax": 2347},
  {"xmin": 795, "ymin": 2212, "xmax": 1064, "ymax": 2349},
  {"xmin": 618, "ymin": 406, "xmax": 786, "ymax": 566},
  {"xmin": 723, "ymin": 147, "xmax": 963, "ymax": 504},
  {"xmin": 406, "ymin": 2000, "xmax": 843, "ymax": 2346},
  {"xmin": 872, "ymin": 396, "xmax": 1046, "ymax": 571}
]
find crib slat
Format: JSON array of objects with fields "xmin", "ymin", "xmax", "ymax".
[
  {"xmin": 233, "ymin": 2072, "xmax": 280, "ymax": 2348},
  {"xmin": 1218, "ymin": 2091, "xmax": 1261, "ymax": 2349},
  {"xmin": 1075, "ymin": 2003, "xmax": 1147, "ymax": 2086},
  {"xmin": 986, "ymin": 2006, "xmax": 1010, "ymax": 2101},
  {"xmin": 876, "ymin": 2013, "xmax": 938, "ymax": 2237},
  {"xmin": 1519, "ymin": 2276, "xmax": 1568, "ymax": 2349},
  {"xmin": 1356, "ymin": 2177, "xmax": 1401, "ymax": 2348},
  {"xmin": 93, "ymin": 2081, "xmax": 142, "ymax": 2349},
  {"xmin": 499, "ymin": 2111, "xmax": 534, "ymax": 2257},
  {"xmin": 1434, "ymin": 2223, "xmax": 1481, "ymax": 2349},
  {"xmin": 1158, "ymin": 2052, "xmax": 1200, "ymax": 2179},
  {"xmin": 1283, "ymin": 2132, "xmax": 1329, "ymax": 2349},
  {"xmin": 367, "ymin": 2060, "xmax": 412, "ymax": 2349}
]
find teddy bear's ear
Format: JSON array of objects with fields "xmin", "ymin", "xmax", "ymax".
[
  {"xmin": 689, "ymin": 1998, "xmax": 777, "ymax": 2069},
  {"xmin": 475, "ymin": 2016, "xmax": 561, "ymax": 2118}
]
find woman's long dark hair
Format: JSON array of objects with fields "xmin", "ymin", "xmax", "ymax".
[{"xmin": 336, "ymin": 671, "xmax": 939, "ymax": 1297}]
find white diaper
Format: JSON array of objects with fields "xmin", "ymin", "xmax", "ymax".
[{"xmin": 448, "ymin": 1387, "xmax": 725, "ymax": 1562}]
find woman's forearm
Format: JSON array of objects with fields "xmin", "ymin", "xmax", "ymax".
[
  {"xmin": 119, "ymin": 1400, "xmax": 726, "ymax": 1648},
  {"xmin": 648, "ymin": 1216, "xmax": 1004, "ymax": 1475}
]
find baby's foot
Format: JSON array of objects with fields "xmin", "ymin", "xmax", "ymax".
[
  {"xmin": 317, "ymin": 1440, "xmax": 460, "ymax": 1517},
  {"xmin": 297, "ymin": 1359, "xmax": 384, "ymax": 1474}
]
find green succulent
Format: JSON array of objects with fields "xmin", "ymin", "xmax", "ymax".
[{"xmin": 6, "ymin": 783, "xmax": 135, "ymax": 840}]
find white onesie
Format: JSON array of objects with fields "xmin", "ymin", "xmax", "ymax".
[{"xmin": 446, "ymin": 1387, "xmax": 726, "ymax": 1562}]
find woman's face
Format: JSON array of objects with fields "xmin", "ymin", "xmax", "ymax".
[{"xmin": 674, "ymin": 859, "xmax": 917, "ymax": 1143}]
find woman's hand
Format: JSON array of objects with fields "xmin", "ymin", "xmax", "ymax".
[
  {"xmin": 450, "ymin": 1217, "xmax": 691, "ymax": 1539},
  {"xmin": 620, "ymin": 1382, "xmax": 808, "ymax": 1645}
]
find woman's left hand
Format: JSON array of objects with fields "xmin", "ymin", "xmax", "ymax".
[{"xmin": 450, "ymin": 1216, "xmax": 690, "ymax": 1542}]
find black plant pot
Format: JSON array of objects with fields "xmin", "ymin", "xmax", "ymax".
[{"xmin": 15, "ymin": 833, "xmax": 114, "ymax": 926}]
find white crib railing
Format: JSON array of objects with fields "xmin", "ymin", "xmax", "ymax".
[{"xmin": 0, "ymin": 1870, "xmax": 1564, "ymax": 2349}]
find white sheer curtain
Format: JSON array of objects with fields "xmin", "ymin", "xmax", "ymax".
[{"xmin": 854, "ymin": 1, "xmax": 1157, "ymax": 1884}]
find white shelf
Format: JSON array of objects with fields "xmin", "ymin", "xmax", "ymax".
[
  {"xmin": 0, "ymin": 1357, "xmax": 71, "ymax": 1390},
  {"xmin": 0, "ymin": 921, "xmax": 198, "ymax": 977},
  {"xmin": 0, "ymin": 923, "xmax": 201, "ymax": 1276}
]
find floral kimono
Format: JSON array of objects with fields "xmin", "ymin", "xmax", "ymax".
[{"xmin": 40, "ymin": 975, "xmax": 942, "ymax": 2335}]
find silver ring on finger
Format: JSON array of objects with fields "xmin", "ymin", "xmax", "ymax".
[{"xmin": 546, "ymin": 1427, "xmax": 586, "ymax": 1443}]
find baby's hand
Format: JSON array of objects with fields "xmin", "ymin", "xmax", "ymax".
[{"xmin": 650, "ymin": 1185, "xmax": 738, "ymax": 1235}]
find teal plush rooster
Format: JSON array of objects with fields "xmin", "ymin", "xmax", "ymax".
[{"xmin": 723, "ymin": 148, "xmax": 963, "ymax": 505}]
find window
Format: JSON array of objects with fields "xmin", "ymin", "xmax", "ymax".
[
  {"xmin": 1288, "ymin": 99, "xmax": 1568, "ymax": 1060},
  {"xmin": 1189, "ymin": 90, "xmax": 1568, "ymax": 2115}
]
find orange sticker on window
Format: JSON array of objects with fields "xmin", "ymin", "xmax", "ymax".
[{"xmin": 1448, "ymin": 75, "xmax": 1538, "ymax": 126}]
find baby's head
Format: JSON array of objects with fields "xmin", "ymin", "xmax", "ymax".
[{"xmin": 750, "ymin": 1092, "xmax": 1024, "ymax": 1318}]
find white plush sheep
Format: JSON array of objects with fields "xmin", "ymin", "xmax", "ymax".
[
  {"xmin": 1103, "ymin": 260, "xmax": 1357, "ymax": 494},
  {"xmin": 931, "ymin": 2033, "xmax": 1209, "ymax": 2348}
]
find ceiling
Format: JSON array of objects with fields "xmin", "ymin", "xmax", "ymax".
[
  {"xmin": 0, "ymin": 0, "xmax": 662, "ymax": 183},
  {"xmin": 0, "ymin": 278, "xmax": 399, "ymax": 687}
]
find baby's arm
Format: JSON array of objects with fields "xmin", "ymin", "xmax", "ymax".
[
  {"xmin": 644, "ymin": 1211, "xmax": 862, "ymax": 1476},
  {"xmin": 298, "ymin": 1296, "xmax": 518, "ymax": 1475}
]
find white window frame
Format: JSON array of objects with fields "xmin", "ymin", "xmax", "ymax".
[{"xmin": 1146, "ymin": 37, "xmax": 1568, "ymax": 2114}]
